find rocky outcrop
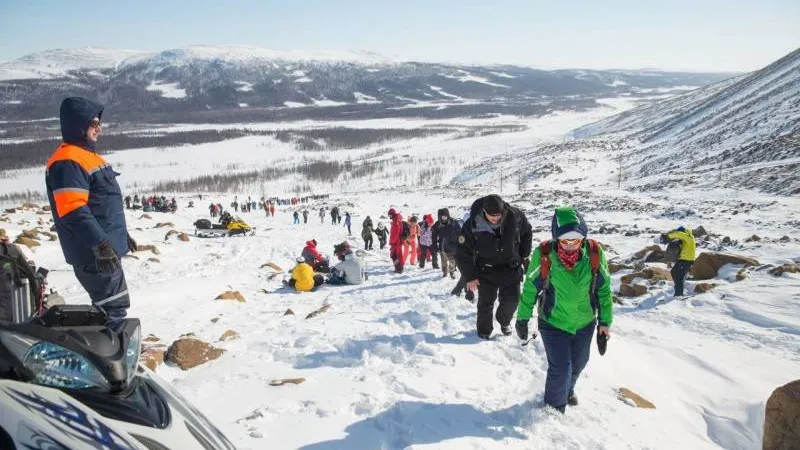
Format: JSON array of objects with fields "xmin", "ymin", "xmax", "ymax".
[
  {"xmin": 165, "ymin": 337, "xmax": 225, "ymax": 370},
  {"xmin": 769, "ymin": 264, "xmax": 800, "ymax": 277},
  {"xmin": 763, "ymin": 380, "xmax": 800, "ymax": 450},
  {"xmin": 690, "ymin": 252, "xmax": 760, "ymax": 280},
  {"xmin": 618, "ymin": 388, "xmax": 656, "ymax": 409}
]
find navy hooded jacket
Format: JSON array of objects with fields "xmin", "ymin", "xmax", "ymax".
[{"xmin": 45, "ymin": 97, "xmax": 129, "ymax": 266}]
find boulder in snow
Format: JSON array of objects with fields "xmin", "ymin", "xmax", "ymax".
[
  {"xmin": 693, "ymin": 283, "xmax": 717, "ymax": 294},
  {"xmin": 165, "ymin": 337, "xmax": 225, "ymax": 370},
  {"xmin": 218, "ymin": 329, "xmax": 240, "ymax": 342},
  {"xmin": 744, "ymin": 234, "xmax": 761, "ymax": 243},
  {"xmin": 14, "ymin": 236, "xmax": 40, "ymax": 248},
  {"xmin": 136, "ymin": 244, "xmax": 161, "ymax": 255},
  {"xmin": 763, "ymin": 379, "xmax": 800, "ymax": 450},
  {"xmin": 619, "ymin": 283, "xmax": 647, "ymax": 297},
  {"xmin": 155, "ymin": 222, "xmax": 175, "ymax": 228},
  {"xmin": 284, "ymin": 308, "xmax": 295, "ymax": 316},
  {"xmin": 269, "ymin": 378, "xmax": 306, "ymax": 386},
  {"xmin": 769, "ymin": 264, "xmax": 800, "ymax": 277},
  {"xmin": 690, "ymin": 252, "xmax": 760, "ymax": 280}
]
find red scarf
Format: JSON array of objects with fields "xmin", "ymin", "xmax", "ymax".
[{"xmin": 557, "ymin": 244, "xmax": 581, "ymax": 270}]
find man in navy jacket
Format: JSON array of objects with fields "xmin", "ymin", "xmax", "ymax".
[{"xmin": 45, "ymin": 97, "xmax": 136, "ymax": 326}]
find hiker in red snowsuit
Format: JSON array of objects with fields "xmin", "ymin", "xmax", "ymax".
[
  {"xmin": 388, "ymin": 208, "xmax": 407, "ymax": 273},
  {"xmin": 269, "ymin": 203, "xmax": 276, "ymax": 217}
]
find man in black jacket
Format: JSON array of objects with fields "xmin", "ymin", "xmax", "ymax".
[
  {"xmin": 457, "ymin": 194, "xmax": 532, "ymax": 339},
  {"xmin": 431, "ymin": 208, "xmax": 461, "ymax": 279}
]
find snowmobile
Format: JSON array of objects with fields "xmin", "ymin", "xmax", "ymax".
[
  {"xmin": 194, "ymin": 216, "xmax": 254, "ymax": 238},
  {"xmin": 0, "ymin": 304, "xmax": 237, "ymax": 449}
]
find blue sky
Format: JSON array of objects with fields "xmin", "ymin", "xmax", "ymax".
[{"xmin": 1, "ymin": 0, "xmax": 797, "ymax": 71}]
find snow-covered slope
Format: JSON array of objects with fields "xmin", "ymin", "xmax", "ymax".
[
  {"xmin": 0, "ymin": 47, "xmax": 149, "ymax": 80},
  {"xmin": 571, "ymin": 47, "xmax": 800, "ymax": 195}
]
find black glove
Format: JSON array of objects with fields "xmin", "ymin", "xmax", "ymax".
[
  {"xmin": 515, "ymin": 320, "xmax": 529, "ymax": 340},
  {"xmin": 127, "ymin": 233, "xmax": 138, "ymax": 253},
  {"xmin": 93, "ymin": 241, "xmax": 120, "ymax": 272}
]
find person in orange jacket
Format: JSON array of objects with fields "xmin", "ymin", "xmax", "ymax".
[
  {"xmin": 388, "ymin": 208, "xmax": 407, "ymax": 273},
  {"xmin": 404, "ymin": 215, "xmax": 421, "ymax": 265}
]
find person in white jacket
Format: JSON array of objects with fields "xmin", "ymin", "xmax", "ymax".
[{"xmin": 328, "ymin": 242, "xmax": 366, "ymax": 285}]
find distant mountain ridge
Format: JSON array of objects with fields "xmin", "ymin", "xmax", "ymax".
[{"xmin": 0, "ymin": 45, "xmax": 734, "ymax": 122}]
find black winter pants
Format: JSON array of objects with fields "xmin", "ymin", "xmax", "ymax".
[
  {"xmin": 418, "ymin": 245, "xmax": 437, "ymax": 268},
  {"xmin": 476, "ymin": 275, "xmax": 520, "ymax": 335},
  {"xmin": 671, "ymin": 259, "xmax": 693, "ymax": 296},
  {"xmin": 73, "ymin": 264, "xmax": 130, "ymax": 326},
  {"xmin": 364, "ymin": 235, "xmax": 373, "ymax": 250}
]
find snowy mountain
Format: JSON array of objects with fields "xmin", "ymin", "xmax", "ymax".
[
  {"xmin": 572, "ymin": 47, "xmax": 800, "ymax": 195},
  {"xmin": 0, "ymin": 45, "xmax": 733, "ymax": 122}
]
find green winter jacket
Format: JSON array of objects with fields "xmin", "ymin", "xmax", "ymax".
[{"xmin": 517, "ymin": 241, "xmax": 613, "ymax": 334}]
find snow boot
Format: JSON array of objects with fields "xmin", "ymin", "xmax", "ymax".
[
  {"xmin": 465, "ymin": 290, "xmax": 475, "ymax": 302},
  {"xmin": 568, "ymin": 393, "xmax": 579, "ymax": 406},
  {"xmin": 500, "ymin": 325, "xmax": 512, "ymax": 336},
  {"xmin": 477, "ymin": 332, "xmax": 491, "ymax": 340}
]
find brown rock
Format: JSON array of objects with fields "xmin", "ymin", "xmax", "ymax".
[
  {"xmin": 763, "ymin": 379, "xmax": 800, "ymax": 450},
  {"xmin": 21, "ymin": 203, "xmax": 39, "ymax": 210},
  {"xmin": 608, "ymin": 263, "xmax": 630, "ymax": 274},
  {"xmin": 644, "ymin": 247, "xmax": 666, "ymax": 263},
  {"xmin": 122, "ymin": 254, "xmax": 140, "ymax": 260},
  {"xmin": 165, "ymin": 337, "xmax": 225, "ymax": 370},
  {"xmin": 140, "ymin": 345, "xmax": 167, "ymax": 371},
  {"xmin": 621, "ymin": 272, "xmax": 646, "ymax": 284},
  {"xmin": 306, "ymin": 304, "xmax": 331, "ymax": 319},
  {"xmin": 736, "ymin": 269, "xmax": 748, "ymax": 281},
  {"xmin": 4, "ymin": 208, "xmax": 17, "ymax": 214},
  {"xmin": 40, "ymin": 231, "xmax": 58, "ymax": 241},
  {"xmin": 0, "ymin": 216, "xmax": 9, "ymax": 222},
  {"xmin": 218, "ymin": 330, "xmax": 240, "ymax": 342},
  {"xmin": 769, "ymin": 264, "xmax": 800, "ymax": 277},
  {"xmin": 778, "ymin": 235, "xmax": 791, "ymax": 243},
  {"xmin": 269, "ymin": 378, "xmax": 306, "ymax": 386},
  {"xmin": 619, "ymin": 283, "xmax": 648, "ymax": 297},
  {"xmin": 21, "ymin": 229, "xmax": 40, "ymax": 240},
  {"xmin": 693, "ymin": 283, "xmax": 717, "ymax": 294},
  {"xmin": 143, "ymin": 334, "xmax": 161, "ymax": 343},
  {"xmin": 155, "ymin": 222, "xmax": 175, "ymax": 228},
  {"xmin": 164, "ymin": 229, "xmax": 179, "ymax": 241},
  {"xmin": 177, "ymin": 232, "xmax": 189, "ymax": 242},
  {"xmin": 744, "ymin": 234, "xmax": 761, "ymax": 243},
  {"xmin": 621, "ymin": 267, "xmax": 672, "ymax": 285},
  {"xmin": 612, "ymin": 295, "xmax": 625, "ymax": 305},
  {"xmin": 284, "ymin": 309, "xmax": 295, "ymax": 316},
  {"xmin": 136, "ymin": 244, "xmax": 161, "ymax": 255},
  {"xmin": 14, "ymin": 236, "xmax": 40, "ymax": 248},
  {"xmin": 693, "ymin": 226, "xmax": 708, "ymax": 237},
  {"xmin": 618, "ymin": 388, "xmax": 656, "ymax": 409},
  {"xmin": 690, "ymin": 252, "xmax": 761, "ymax": 280},
  {"xmin": 139, "ymin": 214, "xmax": 152, "ymax": 220},
  {"xmin": 261, "ymin": 262, "xmax": 284, "ymax": 271},
  {"xmin": 216, "ymin": 291, "xmax": 246, "ymax": 303},
  {"xmin": 147, "ymin": 257, "xmax": 161, "ymax": 263},
  {"xmin": 41, "ymin": 205, "xmax": 51, "ymax": 212}
]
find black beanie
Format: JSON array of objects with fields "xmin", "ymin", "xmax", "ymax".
[{"xmin": 482, "ymin": 195, "xmax": 505, "ymax": 215}]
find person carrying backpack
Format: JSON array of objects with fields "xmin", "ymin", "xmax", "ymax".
[
  {"xmin": 660, "ymin": 226, "xmax": 696, "ymax": 297},
  {"xmin": 362, "ymin": 216, "xmax": 375, "ymax": 250},
  {"xmin": 457, "ymin": 195, "xmax": 532, "ymax": 339},
  {"xmin": 418, "ymin": 214, "xmax": 438, "ymax": 269},
  {"xmin": 374, "ymin": 222, "xmax": 388, "ymax": 250},
  {"xmin": 432, "ymin": 208, "xmax": 461, "ymax": 279},
  {"xmin": 515, "ymin": 206, "xmax": 613, "ymax": 413}
]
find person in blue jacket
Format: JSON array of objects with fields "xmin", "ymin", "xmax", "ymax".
[{"xmin": 45, "ymin": 97, "xmax": 136, "ymax": 327}]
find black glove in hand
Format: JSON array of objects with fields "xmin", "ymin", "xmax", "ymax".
[
  {"xmin": 515, "ymin": 320, "xmax": 529, "ymax": 340},
  {"xmin": 127, "ymin": 233, "xmax": 138, "ymax": 253},
  {"xmin": 93, "ymin": 241, "xmax": 120, "ymax": 272}
]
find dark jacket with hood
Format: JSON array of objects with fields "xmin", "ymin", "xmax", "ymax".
[
  {"xmin": 456, "ymin": 196, "xmax": 532, "ymax": 283},
  {"xmin": 432, "ymin": 208, "xmax": 461, "ymax": 255},
  {"xmin": 46, "ymin": 97, "xmax": 129, "ymax": 266}
]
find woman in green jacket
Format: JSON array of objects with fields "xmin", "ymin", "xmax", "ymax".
[{"xmin": 515, "ymin": 206, "xmax": 613, "ymax": 413}]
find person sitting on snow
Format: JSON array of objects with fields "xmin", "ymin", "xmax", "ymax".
[
  {"xmin": 301, "ymin": 239, "xmax": 330, "ymax": 273},
  {"xmin": 328, "ymin": 241, "xmax": 366, "ymax": 285},
  {"xmin": 285, "ymin": 256, "xmax": 324, "ymax": 292}
]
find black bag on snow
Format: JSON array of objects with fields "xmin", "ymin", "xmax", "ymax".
[
  {"xmin": 194, "ymin": 219, "xmax": 213, "ymax": 230},
  {"xmin": 663, "ymin": 239, "xmax": 682, "ymax": 263}
]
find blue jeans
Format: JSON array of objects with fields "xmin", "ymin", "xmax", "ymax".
[
  {"xmin": 73, "ymin": 264, "xmax": 130, "ymax": 326},
  {"xmin": 539, "ymin": 319, "xmax": 595, "ymax": 412}
]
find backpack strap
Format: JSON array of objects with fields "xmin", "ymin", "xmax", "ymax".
[
  {"xmin": 538, "ymin": 239, "xmax": 553, "ymax": 288},
  {"xmin": 587, "ymin": 239, "xmax": 603, "ymax": 311}
]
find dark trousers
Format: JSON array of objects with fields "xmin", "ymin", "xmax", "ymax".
[
  {"xmin": 539, "ymin": 320, "xmax": 595, "ymax": 412},
  {"xmin": 73, "ymin": 264, "xmax": 130, "ymax": 324},
  {"xmin": 378, "ymin": 237, "xmax": 387, "ymax": 249},
  {"xmin": 671, "ymin": 260, "xmax": 693, "ymax": 296},
  {"xmin": 476, "ymin": 276, "xmax": 520, "ymax": 335},
  {"xmin": 418, "ymin": 246, "xmax": 438, "ymax": 268},
  {"xmin": 440, "ymin": 252, "xmax": 457, "ymax": 277},
  {"xmin": 451, "ymin": 275, "xmax": 467, "ymax": 295},
  {"xmin": 364, "ymin": 235, "xmax": 373, "ymax": 250}
]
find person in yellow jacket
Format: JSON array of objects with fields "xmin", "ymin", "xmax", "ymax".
[
  {"xmin": 287, "ymin": 256, "xmax": 324, "ymax": 292},
  {"xmin": 661, "ymin": 226, "xmax": 696, "ymax": 296}
]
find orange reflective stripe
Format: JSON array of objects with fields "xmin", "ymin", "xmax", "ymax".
[
  {"xmin": 53, "ymin": 187, "xmax": 89, "ymax": 218},
  {"xmin": 46, "ymin": 143, "xmax": 108, "ymax": 174}
]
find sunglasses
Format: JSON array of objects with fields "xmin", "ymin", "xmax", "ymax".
[
  {"xmin": 89, "ymin": 119, "xmax": 102, "ymax": 129},
  {"xmin": 558, "ymin": 238, "xmax": 583, "ymax": 246}
]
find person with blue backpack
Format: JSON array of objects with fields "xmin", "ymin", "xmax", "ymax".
[{"xmin": 515, "ymin": 206, "xmax": 613, "ymax": 413}]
